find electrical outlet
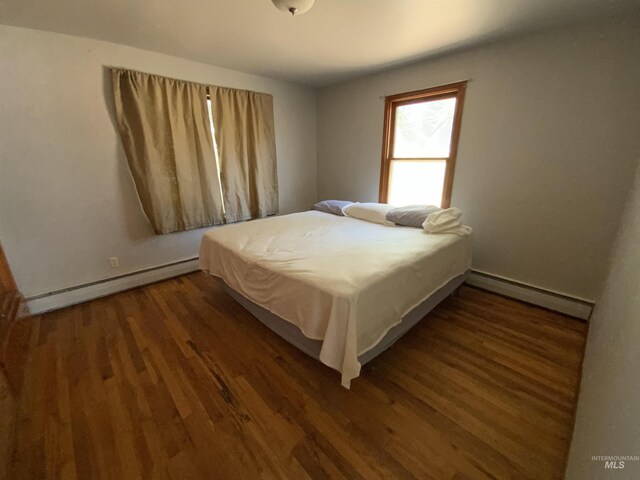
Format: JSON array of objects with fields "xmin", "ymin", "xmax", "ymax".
[
  {"xmin": 109, "ymin": 257, "xmax": 120, "ymax": 268},
  {"xmin": 18, "ymin": 303, "xmax": 30, "ymax": 319}
]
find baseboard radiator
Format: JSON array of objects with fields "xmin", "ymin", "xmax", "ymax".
[
  {"xmin": 466, "ymin": 270, "xmax": 594, "ymax": 320},
  {"xmin": 25, "ymin": 258, "xmax": 200, "ymax": 315},
  {"xmin": 24, "ymin": 260, "xmax": 593, "ymax": 320}
]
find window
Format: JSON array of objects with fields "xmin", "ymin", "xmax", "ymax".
[
  {"xmin": 379, "ymin": 81, "xmax": 466, "ymax": 208},
  {"xmin": 112, "ymin": 68, "xmax": 277, "ymax": 234},
  {"xmin": 206, "ymin": 96, "xmax": 225, "ymax": 214}
]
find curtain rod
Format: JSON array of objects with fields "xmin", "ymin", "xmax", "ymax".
[
  {"xmin": 378, "ymin": 78, "xmax": 472, "ymax": 100},
  {"xmin": 108, "ymin": 66, "xmax": 272, "ymax": 98}
]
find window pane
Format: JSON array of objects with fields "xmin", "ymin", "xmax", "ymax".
[
  {"xmin": 387, "ymin": 160, "xmax": 446, "ymax": 207},
  {"xmin": 393, "ymin": 97, "xmax": 456, "ymax": 158},
  {"xmin": 207, "ymin": 98, "xmax": 226, "ymax": 214}
]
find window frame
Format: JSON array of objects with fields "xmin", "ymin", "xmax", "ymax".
[{"xmin": 378, "ymin": 81, "xmax": 467, "ymax": 208}]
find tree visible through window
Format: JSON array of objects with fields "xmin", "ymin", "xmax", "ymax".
[{"xmin": 379, "ymin": 82, "xmax": 466, "ymax": 208}]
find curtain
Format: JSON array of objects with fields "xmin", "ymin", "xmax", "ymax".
[
  {"xmin": 112, "ymin": 69, "xmax": 225, "ymax": 234},
  {"xmin": 209, "ymin": 86, "xmax": 278, "ymax": 222}
]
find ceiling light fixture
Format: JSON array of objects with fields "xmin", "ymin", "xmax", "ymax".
[{"xmin": 271, "ymin": 0, "xmax": 315, "ymax": 16}]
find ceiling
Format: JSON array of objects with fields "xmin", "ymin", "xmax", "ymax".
[{"xmin": 0, "ymin": 0, "xmax": 637, "ymax": 86}]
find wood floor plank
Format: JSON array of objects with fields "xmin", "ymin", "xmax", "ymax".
[{"xmin": 7, "ymin": 273, "xmax": 587, "ymax": 479}]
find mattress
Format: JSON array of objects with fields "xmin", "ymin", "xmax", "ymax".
[{"xmin": 199, "ymin": 210, "xmax": 472, "ymax": 387}]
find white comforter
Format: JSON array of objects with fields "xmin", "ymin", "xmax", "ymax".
[{"xmin": 199, "ymin": 211, "xmax": 472, "ymax": 387}]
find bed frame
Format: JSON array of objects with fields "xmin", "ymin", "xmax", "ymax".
[{"xmin": 219, "ymin": 270, "xmax": 469, "ymax": 368}]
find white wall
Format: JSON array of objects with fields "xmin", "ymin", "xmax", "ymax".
[
  {"xmin": 0, "ymin": 25, "xmax": 317, "ymax": 298},
  {"xmin": 565, "ymin": 157, "xmax": 640, "ymax": 479},
  {"xmin": 317, "ymin": 19, "xmax": 640, "ymax": 300}
]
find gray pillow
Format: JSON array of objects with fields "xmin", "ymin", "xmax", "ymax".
[
  {"xmin": 386, "ymin": 205, "xmax": 441, "ymax": 228},
  {"xmin": 312, "ymin": 200, "xmax": 354, "ymax": 216}
]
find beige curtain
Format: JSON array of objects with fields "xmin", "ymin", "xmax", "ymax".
[
  {"xmin": 112, "ymin": 69, "xmax": 225, "ymax": 234},
  {"xmin": 209, "ymin": 86, "xmax": 278, "ymax": 222}
]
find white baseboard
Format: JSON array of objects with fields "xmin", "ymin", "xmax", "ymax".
[
  {"xmin": 466, "ymin": 270, "xmax": 594, "ymax": 320},
  {"xmin": 26, "ymin": 258, "xmax": 200, "ymax": 315},
  {"xmin": 25, "ymin": 260, "xmax": 594, "ymax": 320}
]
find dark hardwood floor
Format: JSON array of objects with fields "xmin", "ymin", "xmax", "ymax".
[{"xmin": 7, "ymin": 272, "xmax": 587, "ymax": 479}]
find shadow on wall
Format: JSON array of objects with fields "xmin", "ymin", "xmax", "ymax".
[{"xmin": 101, "ymin": 66, "xmax": 157, "ymax": 242}]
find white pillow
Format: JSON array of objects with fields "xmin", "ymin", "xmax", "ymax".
[{"xmin": 342, "ymin": 202, "xmax": 395, "ymax": 226}]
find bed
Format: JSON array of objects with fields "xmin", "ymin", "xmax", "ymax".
[{"xmin": 199, "ymin": 210, "xmax": 472, "ymax": 387}]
